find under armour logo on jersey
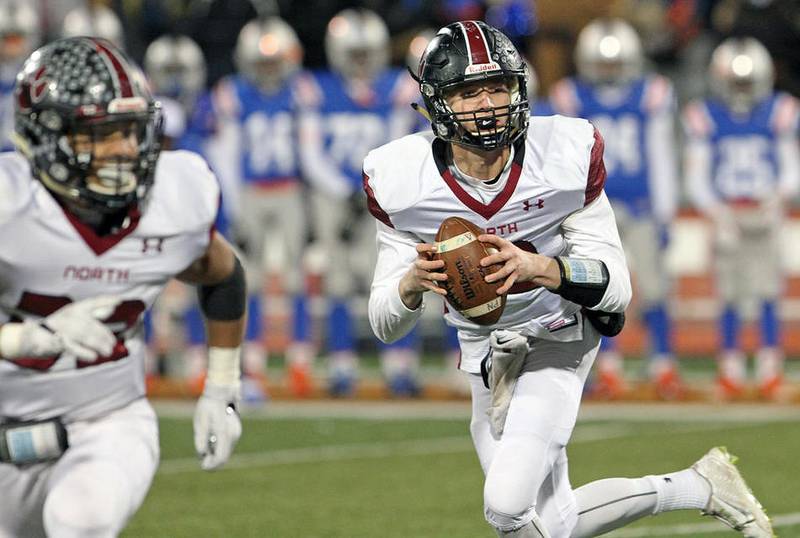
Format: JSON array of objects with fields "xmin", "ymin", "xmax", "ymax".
[
  {"xmin": 523, "ymin": 198, "xmax": 544, "ymax": 211},
  {"xmin": 141, "ymin": 237, "xmax": 164, "ymax": 253}
]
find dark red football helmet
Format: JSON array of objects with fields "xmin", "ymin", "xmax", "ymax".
[{"xmin": 14, "ymin": 37, "xmax": 163, "ymax": 215}]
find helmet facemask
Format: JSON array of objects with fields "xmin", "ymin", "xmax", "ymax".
[{"xmin": 424, "ymin": 74, "xmax": 529, "ymax": 151}]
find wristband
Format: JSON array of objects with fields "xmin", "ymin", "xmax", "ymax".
[
  {"xmin": 207, "ymin": 346, "xmax": 241, "ymax": 387},
  {"xmin": 553, "ymin": 257, "xmax": 609, "ymax": 308}
]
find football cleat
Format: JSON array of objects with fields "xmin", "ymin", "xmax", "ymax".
[
  {"xmin": 386, "ymin": 374, "xmax": 422, "ymax": 398},
  {"xmin": 328, "ymin": 374, "xmax": 356, "ymax": 398},
  {"xmin": 716, "ymin": 376, "xmax": 746, "ymax": 400},
  {"xmin": 692, "ymin": 447, "xmax": 774, "ymax": 537},
  {"xmin": 591, "ymin": 369, "xmax": 626, "ymax": 400},
  {"xmin": 287, "ymin": 363, "xmax": 313, "ymax": 398},
  {"xmin": 653, "ymin": 365, "xmax": 685, "ymax": 401},
  {"xmin": 757, "ymin": 375, "xmax": 783, "ymax": 401}
]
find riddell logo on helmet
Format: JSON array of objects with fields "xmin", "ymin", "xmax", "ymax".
[
  {"xmin": 465, "ymin": 62, "xmax": 501, "ymax": 75},
  {"xmin": 108, "ymin": 97, "xmax": 147, "ymax": 113}
]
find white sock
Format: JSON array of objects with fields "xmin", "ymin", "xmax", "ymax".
[
  {"xmin": 572, "ymin": 477, "xmax": 658, "ymax": 538},
  {"xmin": 646, "ymin": 468, "xmax": 711, "ymax": 512}
]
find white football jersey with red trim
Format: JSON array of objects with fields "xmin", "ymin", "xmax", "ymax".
[
  {"xmin": 364, "ymin": 115, "xmax": 627, "ymax": 372},
  {"xmin": 0, "ymin": 150, "xmax": 219, "ymax": 422}
]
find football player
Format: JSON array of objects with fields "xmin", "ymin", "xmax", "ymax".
[
  {"xmin": 61, "ymin": 4, "xmax": 125, "ymax": 48},
  {"xmin": 0, "ymin": 0, "xmax": 39, "ymax": 152},
  {"xmin": 0, "ymin": 37, "xmax": 245, "ymax": 536},
  {"xmin": 684, "ymin": 37, "xmax": 800, "ymax": 400},
  {"xmin": 365, "ymin": 21, "xmax": 773, "ymax": 538},
  {"xmin": 298, "ymin": 8, "xmax": 419, "ymax": 396},
  {"xmin": 205, "ymin": 17, "xmax": 314, "ymax": 398},
  {"xmin": 550, "ymin": 18, "xmax": 681, "ymax": 399}
]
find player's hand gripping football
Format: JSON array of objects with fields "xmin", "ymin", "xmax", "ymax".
[
  {"xmin": 194, "ymin": 381, "xmax": 242, "ymax": 471},
  {"xmin": 398, "ymin": 243, "xmax": 448, "ymax": 309},
  {"xmin": 478, "ymin": 235, "xmax": 561, "ymax": 295},
  {"xmin": 0, "ymin": 295, "xmax": 120, "ymax": 361}
]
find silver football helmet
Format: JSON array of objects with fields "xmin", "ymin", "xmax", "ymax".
[
  {"xmin": 0, "ymin": 0, "xmax": 39, "ymax": 85},
  {"xmin": 234, "ymin": 17, "xmax": 302, "ymax": 92},
  {"xmin": 62, "ymin": 5, "xmax": 125, "ymax": 48},
  {"xmin": 709, "ymin": 37, "xmax": 774, "ymax": 114},
  {"xmin": 144, "ymin": 35, "xmax": 206, "ymax": 107},
  {"xmin": 325, "ymin": 8, "xmax": 389, "ymax": 81},
  {"xmin": 575, "ymin": 18, "xmax": 644, "ymax": 85}
]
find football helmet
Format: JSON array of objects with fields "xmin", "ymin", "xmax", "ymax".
[
  {"xmin": 13, "ymin": 37, "xmax": 163, "ymax": 217},
  {"xmin": 575, "ymin": 18, "xmax": 644, "ymax": 85},
  {"xmin": 709, "ymin": 37, "xmax": 774, "ymax": 114},
  {"xmin": 416, "ymin": 21, "xmax": 529, "ymax": 150},
  {"xmin": 144, "ymin": 35, "xmax": 206, "ymax": 107},
  {"xmin": 234, "ymin": 17, "xmax": 302, "ymax": 92},
  {"xmin": 325, "ymin": 8, "xmax": 389, "ymax": 81},
  {"xmin": 62, "ymin": 6, "xmax": 125, "ymax": 48},
  {"xmin": 0, "ymin": 0, "xmax": 40, "ymax": 82}
]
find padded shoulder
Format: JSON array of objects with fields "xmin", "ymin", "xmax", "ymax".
[{"xmin": 146, "ymin": 150, "xmax": 220, "ymax": 235}]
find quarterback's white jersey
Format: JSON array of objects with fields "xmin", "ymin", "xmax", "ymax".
[
  {"xmin": 0, "ymin": 151, "xmax": 219, "ymax": 422},
  {"xmin": 365, "ymin": 115, "xmax": 631, "ymax": 373}
]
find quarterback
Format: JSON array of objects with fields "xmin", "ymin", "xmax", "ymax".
[
  {"xmin": 365, "ymin": 21, "xmax": 773, "ymax": 537},
  {"xmin": 0, "ymin": 38, "xmax": 244, "ymax": 536}
]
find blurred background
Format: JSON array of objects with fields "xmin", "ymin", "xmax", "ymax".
[
  {"xmin": 4, "ymin": 0, "xmax": 800, "ymax": 405},
  {"xmin": 5, "ymin": 2, "xmax": 799, "ymax": 536}
]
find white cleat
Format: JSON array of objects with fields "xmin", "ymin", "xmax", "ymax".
[{"xmin": 692, "ymin": 447, "xmax": 774, "ymax": 537}]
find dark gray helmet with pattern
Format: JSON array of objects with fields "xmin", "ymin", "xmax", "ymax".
[
  {"xmin": 13, "ymin": 37, "xmax": 163, "ymax": 215},
  {"xmin": 416, "ymin": 21, "xmax": 529, "ymax": 150}
]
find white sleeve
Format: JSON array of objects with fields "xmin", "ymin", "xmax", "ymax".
[
  {"xmin": 683, "ymin": 134, "xmax": 718, "ymax": 214},
  {"xmin": 646, "ymin": 105, "xmax": 678, "ymax": 224},
  {"xmin": 777, "ymin": 131, "xmax": 800, "ymax": 201},
  {"xmin": 297, "ymin": 110, "xmax": 353, "ymax": 199},
  {"xmin": 203, "ymin": 81, "xmax": 243, "ymax": 224},
  {"xmin": 368, "ymin": 221, "xmax": 425, "ymax": 343},
  {"xmin": 560, "ymin": 192, "xmax": 632, "ymax": 313}
]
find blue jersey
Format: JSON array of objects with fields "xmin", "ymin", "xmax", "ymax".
[
  {"xmin": 550, "ymin": 75, "xmax": 677, "ymax": 222},
  {"xmin": 212, "ymin": 74, "xmax": 304, "ymax": 187},
  {"xmin": 683, "ymin": 93, "xmax": 800, "ymax": 204},
  {"xmin": 298, "ymin": 68, "xmax": 417, "ymax": 198},
  {"xmin": 0, "ymin": 79, "xmax": 16, "ymax": 152}
]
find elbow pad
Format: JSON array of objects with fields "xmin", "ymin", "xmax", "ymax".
[
  {"xmin": 198, "ymin": 256, "xmax": 246, "ymax": 321},
  {"xmin": 552, "ymin": 257, "xmax": 609, "ymax": 308}
]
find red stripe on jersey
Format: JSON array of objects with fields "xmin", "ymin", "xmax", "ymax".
[
  {"xmin": 441, "ymin": 161, "xmax": 522, "ymax": 220},
  {"xmin": 362, "ymin": 172, "xmax": 394, "ymax": 228},
  {"xmin": 771, "ymin": 94, "xmax": 800, "ymax": 134},
  {"xmin": 94, "ymin": 39, "xmax": 133, "ymax": 98},
  {"xmin": 462, "ymin": 21, "xmax": 491, "ymax": 65},
  {"xmin": 585, "ymin": 127, "xmax": 606, "ymax": 206},
  {"xmin": 644, "ymin": 75, "xmax": 670, "ymax": 112},
  {"xmin": 61, "ymin": 205, "xmax": 142, "ymax": 256}
]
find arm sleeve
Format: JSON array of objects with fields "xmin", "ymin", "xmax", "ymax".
[
  {"xmin": 682, "ymin": 104, "xmax": 720, "ymax": 215},
  {"xmin": 368, "ymin": 221, "xmax": 425, "ymax": 343},
  {"xmin": 646, "ymin": 101, "xmax": 679, "ymax": 224},
  {"xmin": 561, "ymin": 192, "xmax": 632, "ymax": 313},
  {"xmin": 297, "ymin": 110, "xmax": 354, "ymax": 199},
  {"xmin": 203, "ymin": 81, "xmax": 243, "ymax": 224}
]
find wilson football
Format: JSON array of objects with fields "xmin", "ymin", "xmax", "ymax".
[{"xmin": 433, "ymin": 216, "xmax": 506, "ymax": 325}]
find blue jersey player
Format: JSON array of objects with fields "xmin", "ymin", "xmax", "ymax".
[
  {"xmin": 299, "ymin": 9, "xmax": 419, "ymax": 396},
  {"xmin": 684, "ymin": 37, "xmax": 800, "ymax": 400},
  {"xmin": 206, "ymin": 17, "xmax": 316, "ymax": 398},
  {"xmin": 550, "ymin": 18, "xmax": 681, "ymax": 399}
]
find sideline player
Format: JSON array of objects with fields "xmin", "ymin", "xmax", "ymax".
[
  {"xmin": 0, "ymin": 37, "xmax": 244, "ymax": 536},
  {"xmin": 550, "ymin": 18, "xmax": 681, "ymax": 399},
  {"xmin": 0, "ymin": 0, "xmax": 39, "ymax": 151},
  {"xmin": 208, "ymin": 17, "xmax": 314, "ymax": 398},
  {"xmin": 365, "ymin": 21, "xmax": 773, "ymax": 538},
  {"xmin": 299, "ymin": 8, "xmax": 419, "ymax": 396},
  {"xmin": 684, "ymin": 36, "xmax": 800, "ymax": 400}
]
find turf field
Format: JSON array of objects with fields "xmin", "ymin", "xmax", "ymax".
[{"xmin": 124, "ymin": 402, "xmax": 799, "ymax": 537}]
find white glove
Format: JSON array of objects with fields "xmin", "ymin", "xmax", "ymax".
[
  {"xmin": 486, "ymin": 330, "xmax": 530, "ymax": 439},
  {"xmin": 0, "ymin": 320, "xmax": 63, "ymax": 359},
  {"xmin": 0, "ymin": 295, "xmax": 121, "ymax": 361},
  {"xmin": 43, "ymin": 296, "xmax": 121, "ymax": 361},
  {"xmin": 193, "ymin": 381, "xmax": 242, "ymax": 471}
]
